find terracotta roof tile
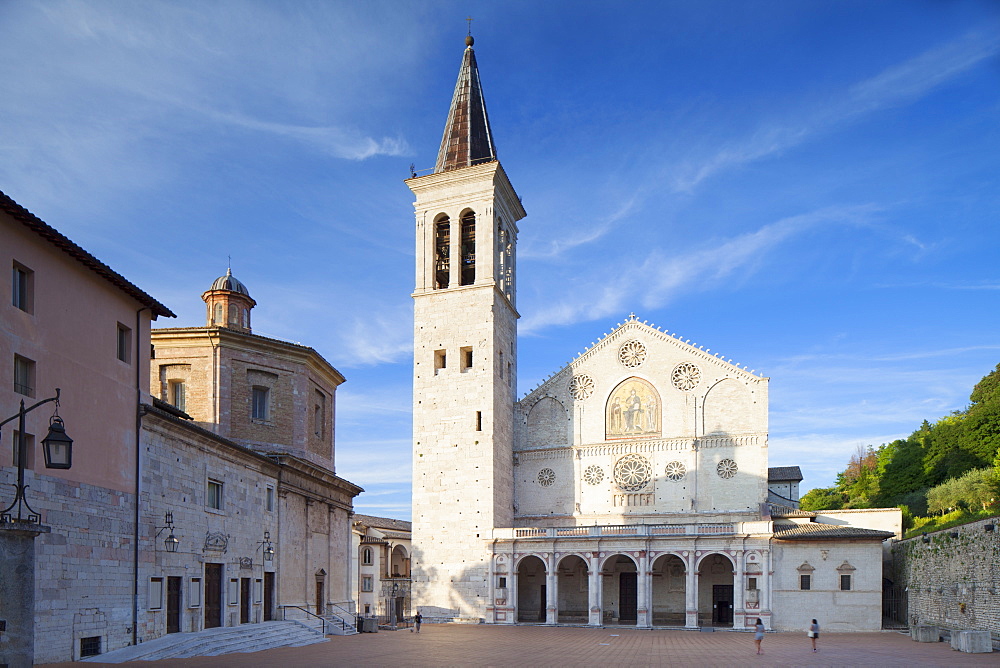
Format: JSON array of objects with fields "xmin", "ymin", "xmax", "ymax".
[{"xmin": 772, "ymin": 522, "xmax": 894, "ymax": 541}]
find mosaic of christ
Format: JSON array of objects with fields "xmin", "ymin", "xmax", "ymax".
[{"xmin": 606, "ymin": 377, "xmax": 661, "ymax": 440}]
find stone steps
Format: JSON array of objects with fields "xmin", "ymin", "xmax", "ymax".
[{"xmin": 83, "ymin": 621, "xmax": 328, "ymax": 663}]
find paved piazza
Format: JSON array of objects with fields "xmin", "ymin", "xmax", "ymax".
[{"xmin": 67, "ymin": 625, "xmax": 996, "ymax": 667}]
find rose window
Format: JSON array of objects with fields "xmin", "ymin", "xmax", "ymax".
[
  {"xmin": 613, "ymin": 453, "xmax": 652, "ymax": 492},
  {"xmin": 583, "ymin": 465, "xmax": 604, "ymax": 486},
  {"xmin": 665, "ymin": 461, "xmax": 687, "ymax": 482},
  {"xmin": 618, "ymin": 340, "xmax": 647, "ymax": 368},
  {"xmin": 671, "ymin": 362, "xmax": 701, "ymax": 391},
  {"xmin": 717, "ymin": 459, "xmax": 738, "ymax": 479},
  {"xmin": 569, "ymin": 374, "xmax": 595, "ymax": 400},
  {"xmin": 537, "ymin": 468, "xmax": 556, "ymax": 487}
]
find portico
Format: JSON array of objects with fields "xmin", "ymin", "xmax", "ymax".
[{"xmin": 489, "ymin": 522, "xmax": 772, "ymax": 630}]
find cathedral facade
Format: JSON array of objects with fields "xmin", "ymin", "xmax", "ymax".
[{"xmin": 408, "ymin": 37, "xmax": 899, "ymax": 632}]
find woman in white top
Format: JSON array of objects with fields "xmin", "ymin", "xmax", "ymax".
[{"xmin": 809, "ymin": 619, "xmax": 819, "ymax": 652}]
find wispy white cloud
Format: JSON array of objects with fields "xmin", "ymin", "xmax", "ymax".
[
  {"xmin": 672, "ymin": 30, "xmax": 1000, "ymax": 193},
  {"xmin": 339, "ymin": 310, "xmax": 414, "ymax": 367},
  {"xmin": 521, "ymin": 204, "xmax": 880, "ymax": 334}
]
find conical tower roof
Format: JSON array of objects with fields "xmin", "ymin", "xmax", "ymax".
[{"xmin": 434, "ymin": 35, "xmax": 497, "ymax": 173}]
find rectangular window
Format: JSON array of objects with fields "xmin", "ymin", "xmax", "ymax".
[
  {"xmin": 117, "ymin": 323, "xmax": 131, "ymax": 363},
  {"xmin": 189, "ymin": 578, "xmax": 203, "ymax": 607},
  {"xmin": 254, "ymin": 578, "xmax": 263, "ymax": 603},
  {"xmin": 313, "ymin": 390, "xmax": 325, "ymax": 438},
  {"xmin": 12, "ymin": 431, "xmax": 35, "ymax": 468},
  {"xmin": 207, "ymin": 479, "xmax": 223, "ymax": 510},
  {"xmin": 12, "ymin": 262, "xmax": 33, "ymax": 313},
  {"xmin": 80, "ymin": 636, "xmax": 102, "ymax": 658},
  {"xmin": 169, "ymin": 380, "xmax": 186, "ymax": 412},
  {"xmin": 498, "ymin": 576, "xmax": 507, "ymax": 589},
  {"xmin": 840, "ymin": 574, "xmax": 852, "ymax": 591},
  {"xmin": 13, "ymin": 354, "xmax": 35, "ymax": 396},
  {"xmin": 476, "ymin": 411, "xmax": 482, "ymax": 431},
  {"xmin": 460, "ymin": 346, "xmax": 473, "ymax": 371},
  {"xmin": 265, "ymin": 486, "xmax": 275, "ymax": 512},
  {"xmin": 228, "ymin": 579, "xmax": 238, "ymax": 605},
  {"xmin": 362, "ymin": 576, "xmax": 373, "ymax": 592},
  {"xmin": 251, "ymin": 386, "xmax": 269, "ymax": 420},
  {"xmin": 434, "ymin": 349, "xmax": 446, "ymax": 373},
  {"xmin": 747, "ymin": 577, "xmax": 757, "ymax": 591},
  {"xmin": 800, "ymin": 574, "xmax": 811, "ymax": 591},
  {"xmin": 507, "ymin": 362, "xmax": 512, "ymax": 387},
  {"xmin": 149, "ymin": 577, "xmax": 164, "ymax": 610}
]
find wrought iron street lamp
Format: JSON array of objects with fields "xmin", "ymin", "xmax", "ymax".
[
  {"xmin": 0, "ymin": 389, "xmax": 74, "ymax": 524},
  {"xmin": 155, "ymin": 511, "xmax": 179, "ymax": 552},
  {"xmin": 258, "ymin": 530, "xmax": 274, "ymax": 561}
]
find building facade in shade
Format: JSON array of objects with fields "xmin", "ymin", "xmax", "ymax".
[
  {"xmin": 1, "ymin": 190, "xmax": 361, "ymax": 663},
  {"xmin": 350, "ymin": 514, "xmax": 412, "ymax": 621},
  {"xmin": 149, "ymin": 272, "xmax": 363, "ymax": 629},
  {"xmin": 407, "ymin": 38, "xmax": 900, "ymax": 631}
]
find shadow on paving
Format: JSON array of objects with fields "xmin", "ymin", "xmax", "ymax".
[{"xmin": 49, "ymin": 625, "xmax": 996, "ymax": 667}]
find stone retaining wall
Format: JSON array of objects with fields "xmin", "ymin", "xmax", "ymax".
[{"xmin": 890, "ymin": 517, "xmax": 999, "ymax": 636}]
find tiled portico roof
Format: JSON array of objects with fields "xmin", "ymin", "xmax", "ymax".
[{"xmin": 772, "ymin": 522, "xmax": 894, "ymax": 541}]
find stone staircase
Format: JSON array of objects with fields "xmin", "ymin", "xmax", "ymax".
[{"xmin": 82, "ymin": 621, "xmax": 329, "ymax": 663}]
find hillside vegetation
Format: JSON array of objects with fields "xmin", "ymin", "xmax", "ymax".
[{"xmin": 800, "ymin": 363, "xmax": 1000, "ymax": 536}]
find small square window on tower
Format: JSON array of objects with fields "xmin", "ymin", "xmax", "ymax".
[
  {"xmin": 460, "ymin": 346, "xmax": 473, "ymax": 371},
  {"xmin": 434, "ymin": 349, "xmax": 446, "ymax": 374}
]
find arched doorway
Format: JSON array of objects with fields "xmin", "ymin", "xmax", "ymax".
[
  {"xmin": 556, "ymin": 555, "xmax": 589, "ymax": 623},
  {"xmin": 697, "ymin": 553, "xmax": 734, "ymax": 627},
  {"xmin": 601, "ymin": 554, "xmax": 638, "ymax": 625},
  {"xmin": 315, "ymin": 569, "xmax": 327, "ymax": 615},
  {"xmin": 650, "ymin": 554, "xmax": 686, "ymax": 626},
  {"xmin": 516, "ymin": 556, "xmax": 547, "ymax": 623}
]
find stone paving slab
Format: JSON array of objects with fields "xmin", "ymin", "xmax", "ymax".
[{"xmin": 52, "ymin": 624, "xmax": 997, "ymax": 667}]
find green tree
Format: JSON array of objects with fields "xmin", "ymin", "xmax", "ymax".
[{"xmin": 799, "ymin": 486, "xmax": 845, "ymax": 511}]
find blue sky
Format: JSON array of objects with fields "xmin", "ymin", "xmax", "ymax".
[{"xmin": 3, "ymin": 1, "xmax": 999, "ymax": 520}]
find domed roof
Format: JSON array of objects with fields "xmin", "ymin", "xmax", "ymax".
[{"xmin": 210, "ymin": 268, "xmax": 251, "ymax": 298}]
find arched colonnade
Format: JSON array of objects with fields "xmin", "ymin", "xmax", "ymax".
[{"xmin": 499, "ymin": 549, "xmax": 770, "ymax": 629}]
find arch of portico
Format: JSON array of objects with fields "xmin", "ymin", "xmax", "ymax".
[
  {"xmin": 515, "ymin": 555, "xmax": 547, "ymax": 623},
  {"xmin": 556, "ymin": 555, "xmax": 589, "ymax": 623},
  {"xmin": 695, "ymin": 552, "xmax": 736, "ymax": 628},
  {"xmin": 600, "ymin": 554, "xmax": 639, "ymax": 625},
  {"xmin": 650, "ymin": 553, "xmax": 686, "ymax": 626}
]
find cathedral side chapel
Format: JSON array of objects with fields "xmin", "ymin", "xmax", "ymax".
[{"xmin": 408, "ymin": 35, "xmax": 899, "ymax": 632}]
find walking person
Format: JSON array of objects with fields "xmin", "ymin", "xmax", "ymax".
[
  {"xmin": 414, "ymin": 610, "xmax": 422, "ymax": 633},
  {"xmin": 754, "ymin": 618, "xmax": 765, "ymax": 655},
  {"xmin": 808, "ymin": 618, "xmax": 819, "ymax": 652}
]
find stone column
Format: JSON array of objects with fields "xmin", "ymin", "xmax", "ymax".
[
  {"xmin": 761, "ymin": 549, "xmax": 772, "ymax": 629},
  {"xmin": 732, "ymin": 551, "xmax": 745, "ymax": 629},
  {"xmin": 0, "ymin": 523, "xmax": 51, "ymax": 668},
  {"xmin": 685, "ymin": 552, "xmax": 699, "ymax": 628},
  {"xmin": 545, "ymin": 553, "xmax": 557, "ymax": 624},
  {"xmin": 636, "ymin": 551, "xmax": 651, "ymax": 628},
  {"xmin": 588, "ymin": 553, "xmax": 602, "ymax": 626},
  {"xmin": 509, "ymin": 567, "xmax": 519, "ymax": 624}
]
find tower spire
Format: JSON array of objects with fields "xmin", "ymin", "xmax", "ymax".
[{"xmin": 434, "ymin": 34, "xmax": 496, "ymax": 173}]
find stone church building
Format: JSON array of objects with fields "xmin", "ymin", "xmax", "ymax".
[{"xmin": 407, "ymin": 37, "xmax": 900, "ymax": 632}]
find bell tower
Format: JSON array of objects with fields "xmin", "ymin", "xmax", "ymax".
[{"xmin": 407, "ymin": 34, "xmax": 526, "ymax": 621}]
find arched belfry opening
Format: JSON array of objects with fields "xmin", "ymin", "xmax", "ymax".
[
  {"xmin": 460, "ymin": 210, "xmax": 476, "ymax": 285},
  {"xmin": 434, "ymin": 215, "xmax": 451, "ymax": 289}
]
